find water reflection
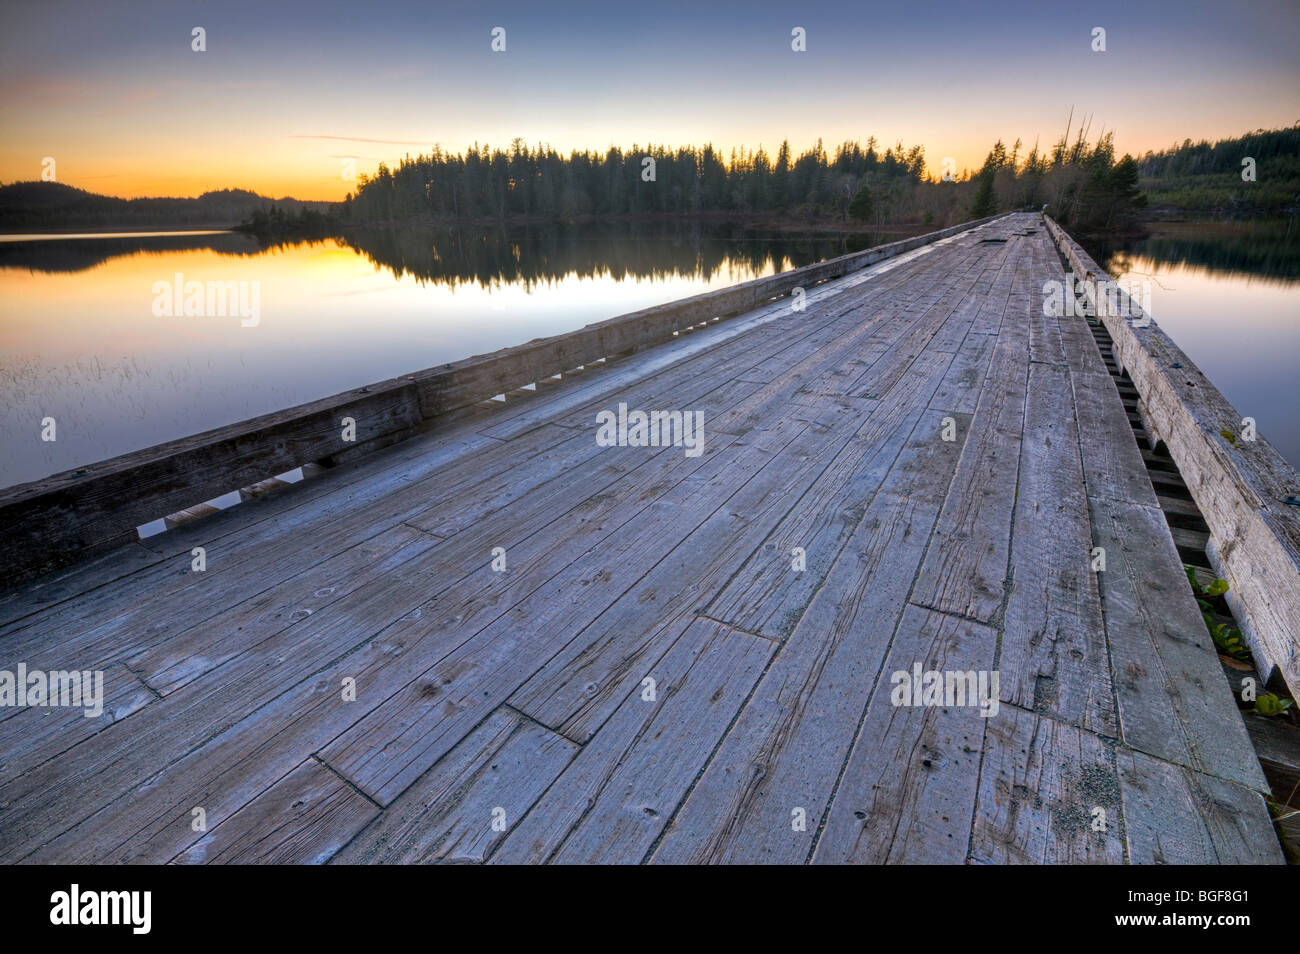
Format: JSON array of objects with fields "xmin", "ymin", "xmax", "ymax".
[
  {"xmin": 1089, "ymin": 217, "xmax": 1300, "ymax": 284},
  {"xmin": 0, "ymin": 220, "xmax": 901, "ymax": 286},
  {"xmin": 341, "ymin": 222, "xmax": 898, "ymax": 290},
  {"xmin": 8, "ymin": 217, "xmax": 1287, "ymax": 491},
  {"xmin": 0, "ymin": 231, "xmax": 266, "ymax": 273},
  {"xmin": 1082, "ymin": 218, "xmax": 1300, "ymax": 469},
  {"xmin": 0, "ymin": 222, "xmax": 901, "ymax": 489}
]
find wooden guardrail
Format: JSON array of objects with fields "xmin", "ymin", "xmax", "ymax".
[
  {"xmin": 0, "ymin": 213, "xmax": 1008, "ymax": 580},
  {"xmin": 1045, "ymin": 215, "xmax": 1300, "ymax": 699}
]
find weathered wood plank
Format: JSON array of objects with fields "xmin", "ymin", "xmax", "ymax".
[
  {"xmin": 1027, "ymin": 246, "xmax": 1068, "ymax": 367},
  {"xmin": 507, "ymin": 298, "xmax": 963, "ymax": 743},
  {"xmin": 705, "ymin": 360, "xmax": 960, "ymax": 642},
  {"xmin": 511, "ymin": 357, "xmax": 957, "ymax": 741},
  {"xmin": 499, "ymin": 298, "xmax": 956, "ymax": 738},
  {"xmin": 813, "ymin": 605, "xmax": 994, "ymax": 864},
  {"xmin": 0, "ymin": 664, "xmax": 154, "ymax": 781},
  {"xmin": 1046, "ymin": 216, "xmax": 1300, "ymax": 698},
  {"xmin": 966, "ymin": 237, "xmax": 1025, "ymax": 337},
  {"xmin": 173, "ymin": 759, "xmax": 379, "ymax": 864},
  {"xmin": 491, "ymin": 621, "xmax": 774, "ymax": 864},
  {"xmin": 1088, "ymin": 495, "xmax": 1267, "ymax": 790},
  {"xmin": 1070, "ymin": 370, "xmax": 1162, "ymax": 508},
  {"xmin": 1242, "ymin": 710, "xmax": 1300, "ymax": 799},
  {"xmin": 0, "ymin": 430, "xmax": 754, "ymax": 858},
  {"xmin": 503, "ymin": 410, "xmax": 842, "ymax": 740},
  {"xmin": 0, "ymin": 540, "xmax": 160, "ymax": 629},
  {"xmin": 2, "ymin": 403, "xmax": 701, "ymax": 671},
  {"xmin": 126, "ymin": 524, "xmax": 438, "ymax": 696},
  {"xmin": 929, "ymin": 332, "xmax": 996, "ymax": 415},
  {"xmin": 971, "ymin": 707, "xmax": 1123, "ymax": 864},
  {"xmin": 1116, "ymin": 748, "xmax": 1284, "ymax": 864},
  {"xmin": 998, "ymin": 361, "xmax": 1116, "ymax": 735},
  {"xmin": 3, "ymin": 490, "xmax": 440, "ymax": 673},
  {"xmin": 927, "ymin": 234, "xmax": 1016, "ymax": 350},
  {"xmin": 1058, "ymin": 315, "xmax": 1111, "ymax": 378},
  {"xmin": 650, "ymin": 492, "xmax": 940, "ymax": 864},
  {"xmin": 713, "ymin": 250, "xmax": 975, "ymax": 424},
  {"xmin": 910, "ymin": 342, "xmax": 1026, "ymax": 622},
  {"xmin": 845, "ymin": 257, "xmax": 981, "ymax": 401},
  {"xmin": 331, "ymin": 709, "xmax": 578, "ymax": 864},
  {"xmin": 316, "ymin": 416, "xmax": 825, "ymax": 804},
  {"xmin": 919, "ymin": 241, "xmax": 1011, "ymax": 354},
  {"xmin": 0, "ymin": 422, "xmax": 533, "ymax": 652}
]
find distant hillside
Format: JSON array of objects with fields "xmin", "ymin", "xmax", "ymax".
[
  {"xmin": 1137, "ymin": 123, "xmax": 1300, "ymax": 215},
  {"xmin": 0, "ymin": 181, "xmax": 338, "ymax": 231}
]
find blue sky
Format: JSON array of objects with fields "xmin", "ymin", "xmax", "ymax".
[{"xmin": 2, "ymin": 0, "xmax": 1296, "ymax": 197}]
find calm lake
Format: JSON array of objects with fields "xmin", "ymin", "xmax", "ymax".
[
  {"xmin": 0, "ymin": 223, "xmax": 894, "ymax": 489},
  {"xmin": 1084, "ymin": 218, "xmax": 1300, "ymax": 470},
  {"xmin": 1, "ymin": 218, "xmax": 1296, "ymax": 491}
]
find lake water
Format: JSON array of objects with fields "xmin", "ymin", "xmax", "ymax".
[
  {"xmin": 0, "ymin": 223, "xmax": 894, "ymax": 490},
  {"xmin": 1084, "ymin": 218, "xmax": 1300, "ymax": 470},
  {"xmin": 2, "ymin": 218, "xmax": 1296, "ymax": 492}
]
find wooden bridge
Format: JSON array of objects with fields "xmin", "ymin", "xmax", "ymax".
[{"xmin": 1, "ymin": 212, "xmax": 1296, "ymax": 864}]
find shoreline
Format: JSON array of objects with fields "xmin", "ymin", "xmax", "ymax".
[{"xmin": 3, "ymin": 209, "xmax": 1292, "ymax": 242}]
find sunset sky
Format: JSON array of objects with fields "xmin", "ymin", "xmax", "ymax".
[{"xmin": 2, "ymin": 0, "xmax": 1297, "ymax": 201}]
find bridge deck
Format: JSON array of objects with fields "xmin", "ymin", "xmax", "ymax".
[{"xmin": 0, "ymin": 212, "xmax": 1282, "ymax": 864}]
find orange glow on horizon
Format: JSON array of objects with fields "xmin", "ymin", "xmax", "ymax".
[{"xmin": 0, "ymin": 129, "xmax": 1206, "ymax": 203}]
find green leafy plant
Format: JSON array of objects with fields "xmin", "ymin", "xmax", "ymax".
[
  {"xmin": 1184, "ymin": 566, "xmax": 1251, "ymax": 662},
  {"xmin": 1208, "ymin": 618, "xmax": 1251, "ymax": 660},
  {"xmin": 1254, "ymin": 692, "xmax": 1294, "ymax": 718},
  {"xmin": 1185, "ymin": 566, "xmax": 1228, "ymax": 598},
  {"xmin": 1219, "ymin": 426, "xmax": 1238, "ymax": 445}
]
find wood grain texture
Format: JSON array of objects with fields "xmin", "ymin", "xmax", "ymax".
[
  {"xmin": 650, "ymin": 493, "xmax": 940, "ymax": 864},
  {"xmin": 1116, "ymin": 748, "xmax": 1283, "ymax": 864},
  {"xmin": 0, "ymin": 664, "xmax": 154, "ymax": 781},
  {"xmin": 1070, "ymin": 369, "xmax": 1162, "ymax": 508},
  {"xmin": 910, "ymin": 342, "xmax": 1026, "ymax": 622},
  {"xmin": 0, "ymin": 215, "xmax": 1006, "ymax": 581},
  {"xmin": 491, "ymin": 621, "xmax": 773, "ymax": 864},
  {"xmin": 998, "ymin": 360, "xmax": 1116, "ymax": 735},
  {"xmin": 813, "ymin": 605, "xmax": 994, "ymax": 864},
  {"xmin": 332, "ymin": 710, "xmax": 578, "ymax": 864},
  {"xmin": 971, "ymin": 707, "xmax": 1123, "ymax": 864},
  {"xmin": 174, "ymin": 759, "xmax": 379, "ymax": 864},
  {"xmin": 1088, "ymin": 496, "xmax": 1267, "ymax": 791},
  {"xmin": 1046, "ymin": 216, "xmax": 1300, "ymax": 698},
  {"xmin": 1, "ymin": 213, "xmax": 1276, "ymax": 865}
]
